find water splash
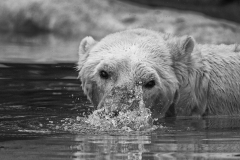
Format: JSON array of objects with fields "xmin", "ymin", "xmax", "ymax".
[
  {"xmin": 55, "ymin": 85, "xmax": 161, "ymax": 133},
  {"xmin": 86, "ymin": 103, "xmax": 153, "ymax": 132}
]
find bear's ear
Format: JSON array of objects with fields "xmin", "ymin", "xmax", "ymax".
[
  {"xmin": 180, "ymin": 36, "xmax": 194, "ymax": 56},
  {"xmin": 169, "ymin": 36, "xmax": 195, "ymax": 62},
  {"xmin": 79, "ymin": 36, "xmax": 96, "ymax": 55},
  {"xmin": 177, "ymin": 36, "xmax": 195, "ymax": 61}
]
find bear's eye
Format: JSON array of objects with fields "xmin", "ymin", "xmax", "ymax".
[
  {"xmin": 144, "ymin": 80, "xmax": 155, "ymax": 89},
  {"xmin": 99, "ymin": 70, "xmax": 109, "ymax": 79}
]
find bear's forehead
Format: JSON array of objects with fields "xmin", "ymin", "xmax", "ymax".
[
  {"xmin": 86, "ymin": 29, "xmax": 173, "ymax": 80},
  {"xmin": 91, "ymin": 30, "xmax": 170, "ymax": 61},
  {"xmin": 95, "ymin": 30, "xmax": 166, "ymax": 50},
  {"xmin": 90, "ymin": 40, "xmax": 171, "ymax": 70}
]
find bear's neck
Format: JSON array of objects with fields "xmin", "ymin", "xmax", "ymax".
[
  {"xmin": 174, "ymin": 46, "xmax": 210, "ymax": 117},
  {"xmin": 175, "ymin": 44, "xmax": 240, "ymax": 117}
]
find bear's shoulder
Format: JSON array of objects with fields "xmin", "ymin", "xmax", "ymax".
[
  {"xmin": 199, "ymin": 44, "xmax": 240, "ymax": 55},
  {"xmin": 196, "ymin": 44, "xmax": 240, "ymax": 64}
]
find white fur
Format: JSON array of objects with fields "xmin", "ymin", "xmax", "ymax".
[{"xmin": 78, "ymin": 28, "xmax": 240, "ymax": 118}]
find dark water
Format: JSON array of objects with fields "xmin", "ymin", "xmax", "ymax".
[{"xmin": 1, "ymin": 64, "xmax": 240, "ymax": 159}]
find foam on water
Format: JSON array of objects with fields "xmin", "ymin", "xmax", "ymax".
[
  {"xmin": 54, "ymin": 99, "xmax": 160, "ymax": 134},
  {"xmin": 86, "ymin": 103, "xmax": 153, "ymax": 132},
  {"xmin": 55, "ymin": 85, "xmax": 161, "ymax": 134}
]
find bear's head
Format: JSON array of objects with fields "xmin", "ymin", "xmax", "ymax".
[{"xmin": 78, "ymin": 29, "xmax": 198, "ymax": 118}]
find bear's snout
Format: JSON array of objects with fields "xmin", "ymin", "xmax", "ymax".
[{"xmin": 97, "ymin": 85, "xmax": 143, "ymax": 114}]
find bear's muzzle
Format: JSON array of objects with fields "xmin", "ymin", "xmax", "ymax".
[{"xmin": 97, "ymin": 85, "xmax": 144, "ymax": 115}]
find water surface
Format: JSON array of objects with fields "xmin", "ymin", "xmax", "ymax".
[
  {"xmin": 1, "ymin": 35, "xmax": 240, "ymax": 159},
  {"xmin": 1, "ymin": 63, "xmax": 240, "ymax": 160}
]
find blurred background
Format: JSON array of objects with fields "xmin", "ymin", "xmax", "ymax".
[{"xmin": 0, "ymin": 0, "xmax": 240, "ymax": 63}]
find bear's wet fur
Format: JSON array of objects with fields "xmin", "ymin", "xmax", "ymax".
[{"xmin": 78, "ymin": 28, "xmax": 240, "ymax": 118}]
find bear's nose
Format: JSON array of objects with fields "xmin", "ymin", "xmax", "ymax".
[{"xmin": 97, "ymin": 85, "xmax": 143, "ymax": 113}]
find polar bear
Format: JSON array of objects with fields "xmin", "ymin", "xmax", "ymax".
[{"xmin": 78, "ymin": 28, "xmax": 240, "ymax": 118}]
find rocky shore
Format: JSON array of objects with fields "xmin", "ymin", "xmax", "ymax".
[{"xmin": 0, "ymin": 0, "xmax": 240, "ymax": 44}]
